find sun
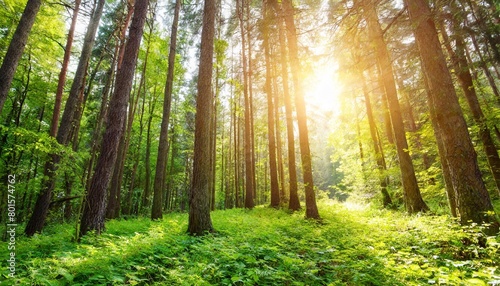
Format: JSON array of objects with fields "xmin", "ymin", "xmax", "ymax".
[{"xmin": 304, "ymin": 61, "xmax": 343, "ymax": 117}]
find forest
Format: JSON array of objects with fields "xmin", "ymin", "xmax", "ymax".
[{"xmin": 1, "ymin": 0, "xmax": 500, "ymax": 284}]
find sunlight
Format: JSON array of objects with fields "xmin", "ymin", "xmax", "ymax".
[{"xmin": 304, "ymin": 61, "xmax": 343, "ymax": 117}]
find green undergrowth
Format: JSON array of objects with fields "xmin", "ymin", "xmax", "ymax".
[{"xmin": 1, "ymin": 201, "xmax": 500, "ymax": 285}]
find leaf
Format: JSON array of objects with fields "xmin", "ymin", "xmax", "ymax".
[
  {"xmin": 231, "ymin": 276, "xmax": 242, "ymax": 282},
  {"xmin": 465, "ymin": 278, "xmax": 487, "ymax": 286}
]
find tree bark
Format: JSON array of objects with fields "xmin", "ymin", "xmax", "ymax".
[
  {"xmin": 262, "ymin": 0, "xmax": 280, "ymax": 208},
  {"xmin": 361, "ymin": 1, "xmax": 428, "ymax": 213},
  {"xmin": 24, "ymin": 0, "xmax": 106, "ymax": 237},
  {"xmin": 188, "ymin": 0, "xmax": 217, "ymax": 235},
  {"xmin": 358, "ymin": 69, "xmax": 392, "ymax": 207},
  {"xmin": 282, "ymin": 0, "xmax": 320, "ymax": 219},
  {"xmin": 237, "ymin": 0, "xmax": 255, "ymax": 209},
  {"xmin": 271, "ymin": 0, "xmax": 300, "ymax": 211},
  {"xmin": 152, "ymin": 0, "xmax": 181, "ymax": 220},
  {"xmin": 51, "ymin": 0, "xmax": 81, "ymax": 137},
  {"xmin": 80, "ymin": 0, "xmax": 150, "ymax": 237},
  {"xmin": 0, "ymin": 0, "xmax": 42, "ymax": 113},
  {"xmin": 440, "ymin": 15, "xmax": 500, "ymax": 196},
  {"xmin": 404, "ymin": 0, "xmax": 498, "ymax": 232}
]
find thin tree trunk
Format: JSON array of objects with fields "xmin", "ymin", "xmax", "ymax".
[
  {"xmin": 468, "ymin": 26, "xmax": 500, "ymax": 103},
  {"xmin": 359, "ymin": 71, "xmax": 392, "ymax": 207},
  {"xmin": 282, "ymin": 0, "xmax": 320, "ymax": 219},
  {"xmin": 272, "ymin": 62, "xmax": 286, "ymax": 202},
  {"xmin": 51, "ymin": 0, "xmax": 81, "ymax": 137},
  {"xmin": 271, "ymin": 0, "xmax": 300, "ymax": 211},
  {"xmin": 142, "ymin": 95, "xmax": 156, "ymax": 211},
  {"xmin": 262, "ymin": 0, "xmax": 280, "ymax": 208},
  {"xmin": 233, "ymin": 92, "xmax": 240, "ymax": 208},
  {"xmin": 152, "ymin": 0, "xmax": 181, "ymax": 219},
  {"xmin": 237, "ymin": 0, "xmax": 255, "ymax": 209},
  {"xmin": 246, "ymin": 0, "xmax": 257, "ymax": 204}
]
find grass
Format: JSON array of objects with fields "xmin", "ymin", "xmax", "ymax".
[{"xmin": 1, "ymin": 200, "xmax": 500, "ymax": 285}]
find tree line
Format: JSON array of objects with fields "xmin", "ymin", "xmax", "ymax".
[{"xmin": 0, "ymin": 0, "xmax": 499, "ymax": 238}]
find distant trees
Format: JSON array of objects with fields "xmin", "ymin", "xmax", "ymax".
[{"xmin": 2, "ymin": 0, "xmax": 499, "ymax": 239}]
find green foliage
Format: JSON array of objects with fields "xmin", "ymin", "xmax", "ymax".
[{"xmin": 1, "ymin": 201, "xmax": 499, "ymax": 285}]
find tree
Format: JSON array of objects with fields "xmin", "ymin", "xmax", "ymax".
[
  {"xmin": 270, "ymin": 0, "xmax": 300, "ymax": 211},
  {"xmin": 152, "ymin": 0, "xmax": 182, "ymax": 220},
  {"xmin": 438, "ymin": 4, "xmax": 500, "ymax": 196},
  {"xmin": 79, "ymin": 0, "xmax": 150, "ymax": 237},
  {"xmin": 0, "ymin": 0, "xmax": 42, "ymax": 114},
  {"xmin": 360, "ymin": 0, "xmax": 428, "ymax": 213},
  {"xmin": 25, "ymin": 0, "xmax": 106, "ymax": 237},
  {"xmin": 262, "ymin": 0, "xmax": 280, "ymax": 208},
  {"xmin": 282, "ymin": 0, "xmax": 320, "ymax": 219},
  {"xmin": 236, "ymin": 0, "xmax": 256, "ymax": 209},
  {"xmin": 188, "ymin": 0, "xmax": 217, "ymax": 235},
  {"xmin": 355, "ymin": 62, "xmax": 392, "ymax": 207},
  {"xmin": 51, "ymin": 0, "xmax": 81, "ymax": 137},
  {"xmin": 404, "ymin": 0, "xmax": 499, "ymax": 232}
]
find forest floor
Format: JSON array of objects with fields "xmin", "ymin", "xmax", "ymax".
[{"xmin": 1, "ymin": 200, "xmax": 500, "ymax": 285}]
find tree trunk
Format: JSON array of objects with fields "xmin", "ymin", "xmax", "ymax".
[
  {"xmin": 24, "ymin": 0, "xmax": 106, "ymax": 237},
  {"xmin": 233, "ymin": 92, "xmax": 241, "ymax": 208},
  {"xmin": 404, "ymin": 0, "xmax": 498, "ymax": 232},
  {"xmin": 271, "ymin": 0, "xmax": 300, "ymax": 211},
  {"xmin": 106, "ymin": 119, "xmax": 127, "ymax": 219},
  {"xmin": 0, "ymin": 0, "xmax": 42, "ymax": 113},
  {"xmin": 237, "ymin": 0, "xmax": 255, "ymax": 209},
  {"xmin": 422, "ymin": 75, "xmax": 457, "ymax": 217},
  {"xmin": 272, "ymin": 62, "xmax": 286, "ymax": 202},
  {"xmin": 51, "ymin": 0, "xmax": 81, "ymax": 137},
  {"xmin": 246, "ymin": 0, "xmax": 257, "ymax": 204},
  {"xmin": 282, "ymin": 0, "xmax": 320, "ymax": 219},
  {"xmin": 359, "ymin": 70, "xmax": 392, "ymax": 207},
  {"xmin": 361, "ymin": 1, "xmax": 428, "ymax": 213},
  {"xmin": 188, "ymin": 0, "xmax": 217, "ymax": 235},
  {"xmin": 440, "ymin": 15, "xmax": 500, "ymax": 196},
  {"xmin": 80, "ymin": 0, "xmax": 150, "ymax": 237},
  {"xmin": 262, "ymin": 0, "xmax": 280, "ymax": 208},
  {"xmin": 152, "ymin": 0, "xmax": 181, "ymax": 220}
]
